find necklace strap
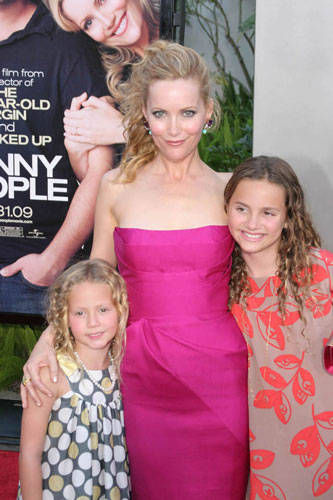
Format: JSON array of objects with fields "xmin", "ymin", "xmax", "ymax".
[{"xmin": 74, "ymin": 351, "xmax": 117, "ymax": 394}]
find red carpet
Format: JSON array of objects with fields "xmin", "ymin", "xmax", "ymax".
[{"xmin": 0, "ymin": 450, "xmax": 19, "ymax": 499}]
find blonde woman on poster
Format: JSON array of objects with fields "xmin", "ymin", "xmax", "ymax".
[{"xmin": 47, "ymin": 0, "xmax": 160, "ymax": 148}]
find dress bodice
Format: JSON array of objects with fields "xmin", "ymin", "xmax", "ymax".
[{"xmin": 114, "ymin": 225, "xmax": 234, "ymax": 323}]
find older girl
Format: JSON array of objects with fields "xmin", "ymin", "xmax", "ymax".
[{"xmin": 225, "ymin": 156, "xmax": 333, "ymax": 499}]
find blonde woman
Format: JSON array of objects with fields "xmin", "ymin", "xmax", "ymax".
[
  {"xmin": 46, "ymin": 0, "xmax": 160, "ymax": 148},
  {"xmin": 22, "ymin": 41, "xmax": 249, "ymax": 499}
]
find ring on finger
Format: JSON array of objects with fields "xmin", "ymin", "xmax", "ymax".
[{"xmin": 22, "ymin": 375, "xmax": 31, "ymax": 386}]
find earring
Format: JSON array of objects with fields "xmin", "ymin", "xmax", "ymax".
[
  {"xmin": 144, "ymin": 121, "xmax": 152, "ymax": 135},
  {"xmin": 202, "ymin": 119, "xmax": 213, "ymax": 135}
]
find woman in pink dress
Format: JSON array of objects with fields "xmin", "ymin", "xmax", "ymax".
[
  {"xmin": 225, "ymin": 156, "xmax": 333, "ymax": 499},
  {"xmin": 22, "ymin": 41, "xmax": 249, "ymax": 499}
]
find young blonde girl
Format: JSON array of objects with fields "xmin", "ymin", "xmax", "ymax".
[
  {"xmin": 19, "ymin": 259, "xmax": 130, "ymax": 500},
  {"xmin": 225, "ymin": 156, "xmax": 333, "ymax": 499}
]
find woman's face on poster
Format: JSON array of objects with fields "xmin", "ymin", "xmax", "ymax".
[{"xmin": 62, "ymin": 0, "xmax": 150, "ymax": 54}]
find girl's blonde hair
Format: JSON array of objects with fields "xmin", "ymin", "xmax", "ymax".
[
  {"xmin": 118, "ymin": 39, "xmax": 220, "ymax": 183},
  {"xmin": 224, "ymin": 156, "xmax": 321, "ymax": 320},
  {"xmin": 47, "ymin": 259, "xmax": 128, "ymax": 376},
  {"xmin": 46, "ymin": 0, "xmax": 160, "ymax": 98}
]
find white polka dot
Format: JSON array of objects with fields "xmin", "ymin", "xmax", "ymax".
[
  {"xmin": 103, "ymin": 418, "xmax": 111, "ymax": 435},
  {"xmin": 70, "ymin": 371, "xmax": 81, "ymax": 383},
  {"xmin": 114, "ymin": 445, "xmax": 125, "ymax": 462},
  {"xmin": 116, "ymin": 471, "xmax": 129, "ymax": 489},
  {"xmin": 110, "ymin": 460, "xmax": 116, "ymax": 476},
  {"xmin": 58, "ymin": 458, "xmax": 73, "ymax": 475},
  {"xmin": 75, "ymin": 425, "xmax": 89, "ymax": 443},
  {"xmin": 42, "ymin": 490, "xmax": 54, "ymax": 500},
  {"xmin": 42, "ymin": 462, "xmax": 50, "ymax": 479},
  {"xmin": 58, "ymin": 407, "xmax": 73, "ymax": 423},
  {"xmin": 113, "ymin": 389, "xmax": 120, "ymax": 400},
  {"xmin": 63, "ymin": 484, "xmax": 75, "ymax": 500},
  {"xmin": 92, "ymin": 459, "xmax": 101, "ymax": 477},
  {"xmin": 89, "ymin": 406, "xmax": 97, "ymax": 423},
  {"xmin": 99, "ymin": 444, "xmax": 113, "ymax": 462},
  {"xmin": 72, "ymin": 469, "xmax": 85, "ymax": 487},
  {"xmin": 67, "ymin": 416, "xmax": 78, "ymax": 433},
  {"xmin": 97, "ymin": 420, "xmax": 102, "ymax": 433},
  {"xmin": 84, "ymin": 478, "xmax": 93, "ymax": 495},
  {"xmin": 79, "ymin": 379, "xmax": 94, "ymax": 396},
  {"xmin": 90, "ymin": 369, "xmax": 103, "ymax": 381},
  {"xmin": 104, "ymin": 471, "xmax": 114, "ymax": 489},
  {"xmin": 43, "ymin": 435, "xmax": 51, "ymax": 452},
  {"xmin": 112, "ymin": 419, "xmax": 122, "ymax": 436},
  {"xmin": 99, "ymin": 469, "xmax": 105, "ymax": 486},
  {"xmin": 78, "ymin": 452, "xmax": 92, "ymax": 470},
  {"xmin": 52, "ymin": 399, "xmax": 61, "ymax": 411},
  {"xmin": 62, "ymin": 391, "xmax": 72, "ymax": 399},
  {"xmin": 92, "ymin": 391, "xmax": 106, "ymax": 405},
  {"xmin": 48, "ymin": 447, "xmax": 60, "ymax": 465},
  {"xmin": 58, "ymin": 433, "xmax": 71, "ymax": 450}
]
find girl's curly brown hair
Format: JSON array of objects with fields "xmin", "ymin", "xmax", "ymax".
[
  {"xmin": 47, "ymin": 259, "xmax": 128, "ymax": 377},
  {"xmin": 224, "ymin": 156, "xmax": 321, "ymax": 320}
]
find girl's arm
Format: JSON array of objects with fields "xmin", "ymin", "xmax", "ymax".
[
  {"xmin": 19, "ymin": 368, "xmax": 60, "ymax": 500},
  {"xmin": 20, "ymin": 325, "xmax": 58, "ymax": 408}
]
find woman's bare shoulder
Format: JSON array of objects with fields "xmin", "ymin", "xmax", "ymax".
[
  {"xmin": 215, "ymin": 171, "xmax": 233, "ymax": 184},
  {"xmin": 207, "ymin": 169, "xmax": 233, "ymax": 190}
]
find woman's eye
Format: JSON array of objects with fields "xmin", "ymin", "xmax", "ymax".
[
  {"xmin": 75, "ymin": 311, "xmax": 84, "ymax": 317},
  {"xmin": 264, "ymin": 211, "xmax": 274, "ymax": 216},
  {"xmin": 183, "ymin": 110, "xmax": 196, "ymax": 117},
  {"xmin": 152, "ymin": 110, "xmax": 165, "ymax": 118},
  {"xmin": 84, "ymin": 18, "xmax": 93, "ymax": 31},
  {"xmin": 99, "ymin": 307, "xmax": 108, "ymax": 313},
  {"xmin": 236, "ymin": 206, "xmax": 246, "ymax": 212}
]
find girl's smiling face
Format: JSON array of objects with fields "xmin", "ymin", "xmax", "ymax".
[
  {"xmin": 62, "ymin": 0, "xmax": 149, "ymax": 54},
  {"xmin": 227, "ymin": 178, "xmax": 287, "ymax": 265},
  {"xmin": 68, "ymin": 281, "xmax": 118, "ymax": 355}
]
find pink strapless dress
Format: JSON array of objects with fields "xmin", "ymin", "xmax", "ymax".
[{"xmin": 114, "ymin": 226, "xmax": 248, "ymax": 499}]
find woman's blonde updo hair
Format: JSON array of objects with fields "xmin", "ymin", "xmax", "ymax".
[
  {"xmin": 118, "ymin": 40, "xmax": 220, "ymax": 183},
  {"xmin": 46, "ymin": 0, "xmax": 160, "ymax": 97},
  {"xmin": 47, "ymin": 259, "xmax": 128, "ymax": 376},
  {"xmin": 224, "ymin": 156, "xmax": 321, "ymax": 321}
]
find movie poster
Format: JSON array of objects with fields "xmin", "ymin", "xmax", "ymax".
[{"xmin": 0, "ymin": 0, "xmax": 165, "ymax": 316}]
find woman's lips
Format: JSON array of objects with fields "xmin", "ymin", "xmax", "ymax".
[
  {"xmin": 113, "ymin": 12, "xmax": 127, "ymax": 36},
  {"xmin": 166, "ymin": 140, "xmax": 185, "ymax": 146}
]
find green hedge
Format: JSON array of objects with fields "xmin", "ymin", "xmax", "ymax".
[{"xmin": 0, "ymin": 323, "xmax": 42, "ymax": 390}]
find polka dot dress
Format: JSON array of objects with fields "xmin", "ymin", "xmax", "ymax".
[{"xmin": 19, "ymin": 355, "xmax": 130, "ymax": 500}]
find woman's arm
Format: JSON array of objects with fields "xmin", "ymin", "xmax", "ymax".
[
  {"xmin": 21, "ymin": 170, "xmax": 119, "ymax": 406},
  {"xmin": 19, "ymin": 368, "xmax": 59, "ymax": 500},
  {"xmin": 90, "ymin": 170, "xmax": 120, "ymax": 267},
  {"xmin": 20, "ymin": 325, "xmax": 58, "ymax": 407}
]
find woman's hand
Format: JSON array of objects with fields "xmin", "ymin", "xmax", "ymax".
[
  {"xmin": 64, "ymin": 94, "xmax": 125, "ymax": 146},
  {"xmin": 20, "ymin": 325, "xmax": 58, "ymax": 408},
  {"xmin": 63, "ymin": 93, "xmax": 95, "ymax": 175}
]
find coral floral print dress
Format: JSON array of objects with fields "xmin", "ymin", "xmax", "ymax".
[{"xmin": 232, "ymin": 248, "xmax": 333, "ymax": 499}]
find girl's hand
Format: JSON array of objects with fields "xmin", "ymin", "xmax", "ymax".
[
  {"xmin": 20, "ymin": 326, "xmax": 58, "ymax": 408},
  {"xmin": 64, "ymin": 95, "xmax": 125, "ymax": 146}
]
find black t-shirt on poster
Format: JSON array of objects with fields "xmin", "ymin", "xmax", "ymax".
[{"xmin": 0, "ymin": 3, "xmax": 108, "ymax": 264}]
